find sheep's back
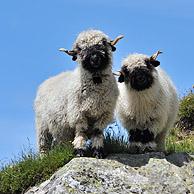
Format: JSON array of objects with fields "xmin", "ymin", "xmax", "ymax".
[{"xmin": 34, "ymin": 71, "xmax": 73, "ymax": 120}]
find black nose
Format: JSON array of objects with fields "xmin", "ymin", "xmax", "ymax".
[{"xmin": 90, "ymin": 54, "xmax": 101, "ymax": 67}]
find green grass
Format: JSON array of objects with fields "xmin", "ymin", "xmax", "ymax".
[
  {"xmin": 0, "ymin": 143, "xmax": 74, "ymax": 194},
  {"xmin": 166, "ymin": 127, "xmax": 194, "ymax": 153},
  {"xmin": 177, "ymin": 90, "xmax": 194, "ymax": 132}
]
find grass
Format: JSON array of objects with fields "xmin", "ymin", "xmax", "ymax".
[
  {"xmin": 0, "ymin": 143, "xmax": 74, "ymax": 194},
  {"xmin": 166, "ymin": 127, "xmax": 194, "ymax": 153}
]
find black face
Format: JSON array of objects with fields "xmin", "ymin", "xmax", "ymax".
[
  {"xmin": 129, "ymin": 67, "xmax": 154, "ymax": 91},
  {"xmin": 80, "ymin": 44, "xmax": 111, "ymax": 73},
  {"xmin": 118, "ymin": 58, "xmax": 160, "ymax": 91}
]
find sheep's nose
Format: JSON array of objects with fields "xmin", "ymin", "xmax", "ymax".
[
  {"xmin": 90, "ymin": 54, "xmax": 98, "ymax": 63},
  {"xmin": 90, "ymin": 54, "xmax": 101, "ymax": 66}
]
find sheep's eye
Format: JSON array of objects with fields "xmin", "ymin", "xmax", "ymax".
[
  {"xmin": 102, "ymin": 39, "xmax": 107, "ymax": 45},
  {"xmin": 122, "ymin": 66, "xmax": 129, "ymax": 74},
  {"xmin": 145, "ymin": 59, "xmax": 150, "ymax": 66}
]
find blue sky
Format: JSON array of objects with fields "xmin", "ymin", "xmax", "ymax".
[{"xmin": 0, "ymin": 0, "xmax": 194, "ymax": 164}]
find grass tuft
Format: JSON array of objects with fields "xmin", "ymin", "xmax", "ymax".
[
  {"xmin": 0, "ymin": 143, "xmax": 74, "ymax": 194},
  {"xmin": 177, "ymin": 88, "xmax": 194, "ymax": 131},
  {"xmin": 166, "ymin": 128, "xmax": 194, "ymax": 153}
]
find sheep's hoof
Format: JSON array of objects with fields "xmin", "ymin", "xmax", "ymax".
[
  {"xmin": 75, "ymin": 149, "xmax": 86, "ymax": 157},
  {"xmin": 92, "ymin": 147, "xmax": 104, "ymax": 159}
]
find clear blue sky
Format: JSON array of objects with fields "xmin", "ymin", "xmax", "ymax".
[{"xmin": 0, "ymin": 0, "xmax": 194, "ymax": 164}]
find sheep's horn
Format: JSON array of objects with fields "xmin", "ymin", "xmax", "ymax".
[
  {"xmin": 150, "ymin": 50, "xmax": 163, "ymax": 60},
  {"xmin": 113, "ymin": 72, "xmax": 121, "ymax": 76},
  {"xmin": 110, "ymin": 35, "xmax": 124, "ymax": 46},
  {"xmin": 113, "ymin": 71, "xmax": 124, "ymax": 76},
  {"xmin": 59, "ymin": 48, "xmax": 76, "ymax": 56}
]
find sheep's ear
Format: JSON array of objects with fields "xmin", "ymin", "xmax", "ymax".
[
  {"xmin": 110, "ymin": 35, "xmax": 124, "ymax": 52},
  {"xmin": 118, "ymin": 74, "xmax": 125, "ymax": 83},
  {"xmin": 149, "ymin": 50, "xmax": 162, "ymax": 67},
  {"xmin": 150, "ymin": 60, "xmax": 160, "ymax": 67},
  {"xmin": 111, "ymin": 45, "xmax": 116, "ymax": 52},
  {"xmin": 72, "ymin": 56, "xmax": 77, "ymax": 61}
]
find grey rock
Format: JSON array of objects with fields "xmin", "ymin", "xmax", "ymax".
[
  {"xmin": 166, "ymin": 152, "xmax": 193, "ymax": 167},
  {"xmin": 25, "ymin": 152, "xmax": 194, "ymax": 194}
]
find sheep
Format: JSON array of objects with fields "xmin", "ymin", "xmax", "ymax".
[
  {"xmin": 34, "ymin": 29, "xmax": 123, "ymax": 158},
  {"xmin": 116, "ymin": 51, "xmax": 179, "ymax": 153}
]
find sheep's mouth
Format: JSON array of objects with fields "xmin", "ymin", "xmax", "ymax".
[{"xmin": 129, "ymin": 68, "xmax": 154, "ymax": 91}]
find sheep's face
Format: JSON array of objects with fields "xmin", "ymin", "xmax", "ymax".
[
  {"xmin": 60, "ymin": 29, "xmax": 123, "ymax": 84},
  {"xmin": 73, "ymin": 30, "xmax": 113, "ymax": 73},
  {"xmin": 118, "ymin": 54, "xmax": 160, "ymax": 91}
]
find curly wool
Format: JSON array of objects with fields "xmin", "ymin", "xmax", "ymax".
[
  {"xmin": 35, "ymin": 30, "xmax": 119, "ymax": 154},
  {"xmin": 116, "ymin": 53, "xmax": 179, "ymax": 152}
]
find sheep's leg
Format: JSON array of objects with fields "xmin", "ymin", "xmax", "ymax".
[
  {"xmin": 144, "ymin": 118, "xmax": 168, "ymax": 152},
  {"xmin": 91, "ymin": 129, "xmax": 104, "ymax": 159},
  {"xmin": 155, "ymin": 129, "xmax": 168, "ymax": 152},
  {"xmin": 72, "ymin": 123, "xmax": 88, "ymax": 157},
  {"xmin": 38, "ymin": 128, "xmax": 53, "ymax": 156},
  {"xmin": 51, "ymin": 126, "xmax": 75, "ymax": 149},
  {"xmin": 91, "ymin": 112, "xmax": 112, "ymax": 158}
]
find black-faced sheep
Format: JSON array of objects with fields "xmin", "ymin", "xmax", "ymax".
[
  {"xmin": 116, "ymin": 51, "xmax": 179, "ymax": 152},
  {"xmin": 35, "ymin": 29, "xmax": 123, "ymax": 158}
]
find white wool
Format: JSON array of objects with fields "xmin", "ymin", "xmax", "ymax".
[
  {"xmin": 116, "ymin": 53, "xmax": 179, "ymax": 152},
  {"xmin": 35, "ymin": 30, "xmax": 119, "ymax": 153}
]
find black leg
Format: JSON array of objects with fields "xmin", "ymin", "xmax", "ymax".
[
  {"xmin": 129, "ymin": 129, "xmax": 154, "ymax": 143},
  {"xmin": 92, "ymin": 147, "xmax": 104, "ymax": 159},
  {"xmin": 75, "ymin": 148, "xmax": 86, "ymax": 157}
]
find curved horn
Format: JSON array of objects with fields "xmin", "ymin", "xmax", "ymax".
[
  {"xmin": 150, "ymin": 50, "xmax": 162, "ymax": 61},
  {"xmin": 59, "ymin": 48, "xmax": 77, "ymax": 56},
  {"xmin": 113, "ymin": 71, "xmax": 121, "ymax": 76},
  {"xmin": 110, "ymin": 35, "xmax": 124, "ymax": 46}
]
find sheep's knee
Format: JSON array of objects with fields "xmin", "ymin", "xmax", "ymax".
[{"xmin": 72, "ymin": 132, "xmax": 87, "ymax": 149}]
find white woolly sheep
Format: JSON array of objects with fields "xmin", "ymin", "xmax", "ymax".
[
  {"xmin": 116, "ymin": 51, "xmax": 179, "ymax": 153},
  {"xmin": 35, "ymin": 29, "xmax": 123, "ymax": 158}
]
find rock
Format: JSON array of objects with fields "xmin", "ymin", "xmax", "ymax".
[
  {"xmin": 166, "ymin": 152, "xmax": 193, "ymax": 167},
  {"xmin": 25, "ymin": 152, "xmax": 194, "ymax": 194}
]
